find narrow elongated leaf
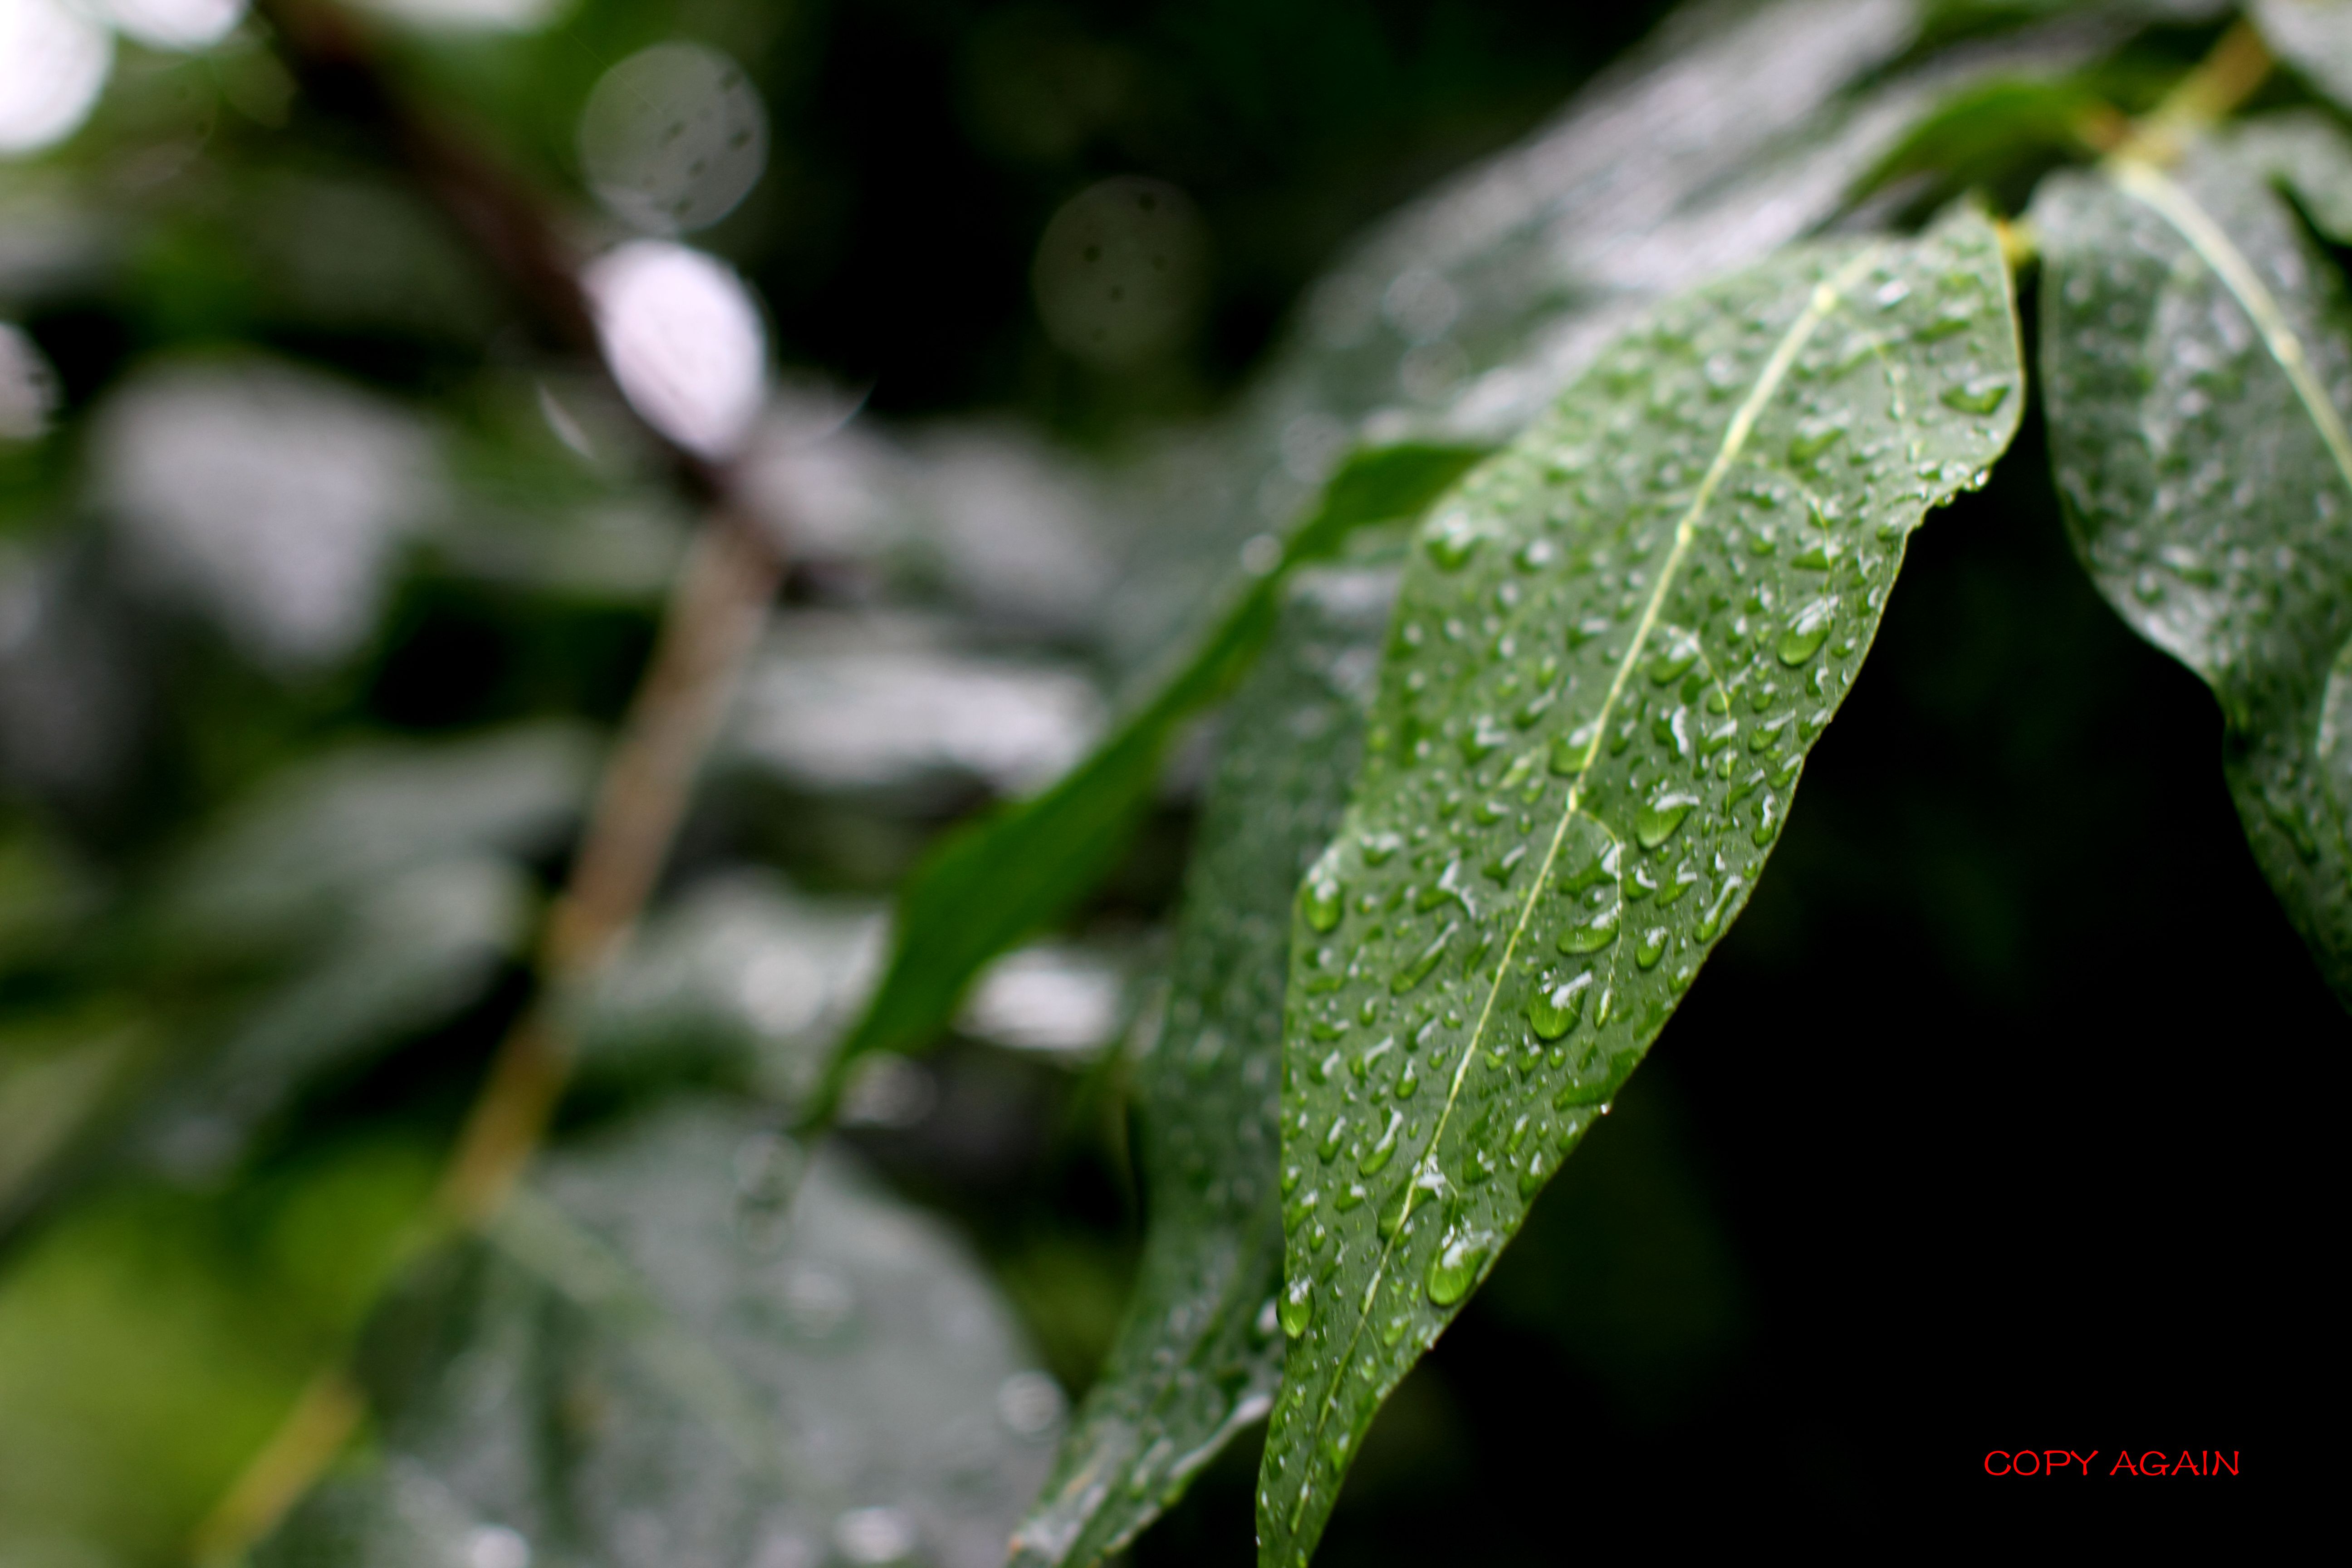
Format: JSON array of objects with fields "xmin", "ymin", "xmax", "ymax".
[
  {"xmin": 808, "ymin": 446, "xmax": 1483, "ymax": 1122},
  {"xmin": 1255, "ymin": 210, "xmax": 2024, "ymax": 1565},
  {"xmin": 1009, "ymin": 564, "xmax": 1396, "ymax": 1568},
  {"xmin": 263, "ymin": 1101, "xmax": 1058, "ymax": 1568},
  {"xmin": 2034, "ymin": 148, "xmax": 2352, "ymax": 1004},
  {"xmin": 2254, "ymin": 0, "xmax": 2352, "ymax": 113}
]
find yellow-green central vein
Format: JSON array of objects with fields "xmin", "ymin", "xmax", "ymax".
[
  {"xmin": 1285, "ymin": 243, "xmax": 1882, "ymax": 1534},
  {"xmin": 2112, "ymin": 158, "xmax": 2352, "ymax": 499}
]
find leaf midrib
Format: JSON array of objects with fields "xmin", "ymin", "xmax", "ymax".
[{"xmin": 1283, "ymin": 243, "xmax": 1884, "ymax": 1535}]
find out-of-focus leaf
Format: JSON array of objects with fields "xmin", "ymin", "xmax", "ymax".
[
  {"xmin": 262, "ymin": 1099, "xmax": 1062, "ymax": 1568},
  {"xmin": 2035, "ymin": 146, "xmax": 2352, "ymax": 1004},
  {"xmin": 91, "ymin": 356, "xmax": 440, "ymax": 673},
  {"xmin": 575, "ymin": 872, "xmax": 883, "ymax": 1103},
  {"xmin": 2227, "ymin": 108, "xmax": 2352, "ymax": 240},
  {"xmin": 1010, "ymin": 563, "xmax": 1396, "ymax": 1568},
  {"xmin": 809, "ymin": 445, "xmax": 1484, "ymax": 1121},
  {"xmin": 1256, "ymin": 210, "xmax": 2024, "ymax": 1564},
  {"xmin": 0, "ymin": 1006, "xmax": 146, "ymax": 1216},
  {"xmin": 2254, "ymin": 0, "xmax": 2352, "ymax": 113},
  {"xmin": 126, "ymin": 858, "xmax": 533, "ymax": 1187},
  {"xmin": 727, "ymin": 617, "xmax": 1106, "ymax": 804},
  {"xmin": 153, "ymin": 721, "xmax": 592, "ymax": 960}
]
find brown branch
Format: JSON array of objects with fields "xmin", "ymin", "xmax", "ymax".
[{"xmin": 194, "ymin": 4, "xmax": 789, "ymax": 1558}]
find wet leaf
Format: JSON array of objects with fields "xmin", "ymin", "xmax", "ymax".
[
  {"xmin": 1255, "ymin": 209, "xmax": 2024, "ymax": 1564},
  {"xmin": 262, "ymin": 1100, "xmax": 1059, "ymax": 1568},
  {"xmin": 2035, "ymin": 147, "xmax": 2352, "ymax": 1004},
  {"xmin": 809, "ymin": 445, "xmax": 1483, "ymax": 1121},
  {"xmin": 1009, "ymin": 564, "xmax": 1396, "ymax": 1568}
]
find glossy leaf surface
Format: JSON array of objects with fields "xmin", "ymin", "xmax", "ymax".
[
  {"xmin": 262, "ymin": 1101, "xmax": 1058, "ymax": 1568},
  {"xmin": 2035, "ymin": 148, "xmax": 2352, "ymax": 1003},
  {"xmin": 1257, "ymin": 211, "xmax": 2024, "ymax": 1564},
  {"xmin": 810, "ymin": 446, "xmax": 1482, "ymax": 1120},
  {"xmin": 1009, "ymin": 565, "xmax": 1396, "ymax": 1567}
]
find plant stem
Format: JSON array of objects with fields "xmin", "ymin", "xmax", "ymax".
[
  {"xmin": 190, "ymin": 4, "xmax": 789, "ymax": 1558},
  {"xmin": 2116, "ymin": 19, "xmax": 2274, "ymax": 165}
]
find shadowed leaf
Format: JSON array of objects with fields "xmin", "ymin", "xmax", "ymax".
[
  {"xmin": 1009, "ymin": 564, "xmax": 1397, "ymax": 1567},
  {"xmin": 2035, "ymin": 146, "xmax": 2352, "ymax": 1004}
]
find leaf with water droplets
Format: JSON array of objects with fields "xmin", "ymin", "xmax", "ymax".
[
  {"xmin": 2225, "ymin": 109, "xmax": 2352, "ymax": 243},
  {"xmin": 1008, "ymin": 565, "xmax": 1395, "ymax": 1568},
  {"xmin": 1256, "ymin": 209, "xmax": 2023, "ymax": 1566},
  {"xmin": 807, "ymin": 445, "xmax": 1483, "ymax": 1119},
  {"xmin": 2034, "ymin": 147, "xmax": 2352, "ymax": 1005},
  {"xmin": 258, "ymin": 1099, "xmax": 1058, "ymax": 1568}
]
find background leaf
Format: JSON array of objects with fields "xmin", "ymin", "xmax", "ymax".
[
  {"xmin": 810, "ymin": 446, "xmax": 1482, "ymax": 1118},
  {"xmin": 2254, "ymin": 0, "xmax": 2352, "ymax": 113},
  {"xmin": 264, "ymin": 1100, "xmax": 1061, "ymax": 1568},
  {"xmin": 1256, "ymin": 210, "xmax": 2024, "ymax": 1564},
  {"xmin": 1010, "ymin": 562, "xmax": 1396, "ymax": 1567},
  {"xmin": 2035, "ymin": 145, "xmax": 2352, "ymax": 1003}
]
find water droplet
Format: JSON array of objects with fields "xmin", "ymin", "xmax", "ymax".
[
  {"xmin": 1635, "ymin": 926, "xmax": 1668, "ymax": 969},
  {"xmin": 1318, "ymin": 1117, "xmax": 1347, "ymax": 1163},
  {"xmin": 1426, "ymin": 1229, "xmax": 1493, "ymax": 1305},
  {"xmin": 1646, "ymin": 630, "xmax": 1701, "ymax": 686},
  {"xmin": 1460, "ymin": 717, "xmax": 1508, "ymax": 764},
  {"xmin": 1558, "ymin": 903, "xmax": 1620, "ymax": 954},
  {"xmin": 1279, "ymin": 1279, "xmax": 1313, "ymax": 1336},
  {"xmin": 1423, "ymin": 513, "xmax": 1481, "ymax": 571},
  {"xmin": 1359, "ymin": 1109, "xmax": 1404, "ymax": 1175},
  {"xmin": 1389, "ymin": 922, "xmax": 1456, "ymax": 994},
  {"xmin": 1304, "ymin": 878, "xmax": 1344, "ymax": 933},
  {"xmin": 1362, "ymin": 832, "xmax": 1403, "ymax": 865},
  {"xmin": 1333, "ymin": 1182, "xmax": 1367, "ymax": 1212},
  {"xmin": 1635, "ymin": 791, "xmax": 1699, "ymax": 849},
  {"xmin": 1940, "ymin": 376, "xmax": 2010, "ymax": 415},
  {"xmin": 1394, "ymin": 1058, "xmax": 1421, "ymax": 1099},
  {"xmin": 1788, "ymin": 417, "xmax": 1845, "ymax": 465},
  {"xmin": 1776, "ymin": 598, "xmax": 1837, "ymax": 666},
  {"xmin": 1696, "ymin": 876, "xmax": 1744, "ymax": 939},
  {"xmin": 1524, "ymin": 971, "xmax": 1592, "ymax": 1040}
]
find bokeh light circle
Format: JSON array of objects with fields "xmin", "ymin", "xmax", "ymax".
[
  {"xmin": 1030, "ymin": 176, "xmax": 1209, "ymax": 368},
  {"xmin": 580, "ymin": 42, "xmax": 769, "ymax": 235}
]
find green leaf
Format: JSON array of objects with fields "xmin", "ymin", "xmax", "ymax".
[
  {"xmin": 1009, "ymin": 563, "xmax": 1396, "ymax": 1568},
  {"xmin": 2254, "ymin": 0, "xmax": 2352, "ymax": 114},
  {"xmin": 1255, "ymin": 209, "xmax": 2025, "ymax": 1565},
  {"xmin": 807, "ymin": 445, "xmax": 1484, "ymax": 1124},
  {"xmin": 262, "ymin": 1100, "xmax": 1061, "ymax": 1568},
  {"xmin": 2034, "ymin": 147, "xmax": 2352, "ymax": 1004}
]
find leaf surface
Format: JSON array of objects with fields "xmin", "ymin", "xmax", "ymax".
[
  {"xmin": 1256, "ymin": 211, "xmax": 2024, "ymax": 1565},
  {"xmin": 808, "ymin": 446, "xmax": 1483, "ymax": 1122},
  {"xmin": 1009, "ymin": 564, "xmax": 1396, "ymax": 1568},
  {"xmin": 2034, "ymin": 147, "xmax": 2352, "ymax": 1003},
  {"xmin": 262, "ymin": 1100, "xmax": 1059, "ymax": 1568}
]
